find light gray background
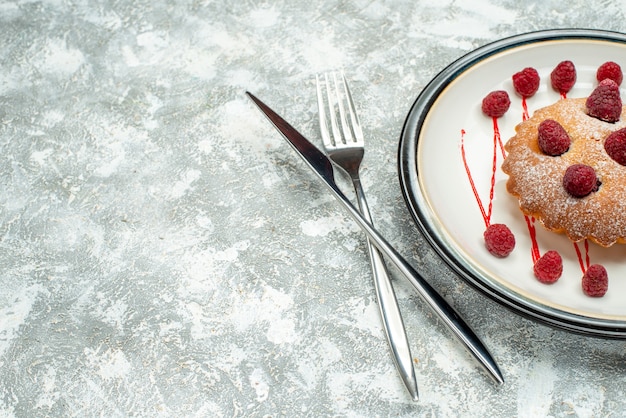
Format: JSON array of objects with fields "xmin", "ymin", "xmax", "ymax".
[{"xmin": 2, "ymin": 1, "xmax": 625, "ymax": 417}]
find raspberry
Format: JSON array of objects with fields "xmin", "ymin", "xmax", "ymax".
[
  {"xmin": 533, "ymin": 250, "xmax": 563, "ymax": 284},
  {"xmin": 481, "ymin": 90, "xmax": 510, "ymax": 118},
  {"xmin": 562, "ymin": 164, "xmax": 599, "ymax": 197},
  {"xmin": 586, "ymin": 78, "xmax": 622, "ymax": 123},
  {"xmin": 605, "ymin": 128, "xmax": 626, "ymax": 165},
  {"xmin": 483, "ymin": 223, "xmax": 515, "ymax": 257},
  {"xmin": 550, "ymin": 60, "xmax": 577, "ymax": 94},
  {"xmin": 582, "ymin": 264, "xmax": 608, "ymax": 297},
  {"xmin": 537, "ymin": 119, "xmax": 570, "ymax": 156},
  {"xmin": 597, "ymin": 61, "xmax": 623, "ymax": 85},
  {"xmin": 512, "ymin": 67, "xmax": 540, "ymax": 98}
]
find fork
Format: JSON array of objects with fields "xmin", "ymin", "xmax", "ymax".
[{"xmin": 316, "ymin": 72, "xmax": 419, "ymax": 401}]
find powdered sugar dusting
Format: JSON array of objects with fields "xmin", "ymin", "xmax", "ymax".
[{"xmin": 503, "ymin": 98, "xmax": 626, "ymax": 245}]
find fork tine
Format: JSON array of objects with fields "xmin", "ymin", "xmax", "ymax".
[
  {"xmin": 317, "ymin": 72, "xmax": 364, "ymax": 148},
  {"xmin": 325, "ymin": 73, "xmax": 343, "ymax": 146},
  {"xmin": 316, "ymin": 74, "xmax": 334, "ymax": 148},
  {"xmin": 333, "ymin": 72, "xmax": 354, "ymax": 144},
  {"xmin": 340, "ymin": 73, "xmax": 364, "ymax": 144}
]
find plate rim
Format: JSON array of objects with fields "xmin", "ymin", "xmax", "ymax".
[{"xmin": 398, "ymin": 28, "xmax": 626, "ymax": 338}]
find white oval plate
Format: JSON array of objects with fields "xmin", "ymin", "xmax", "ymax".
[{"xmin": 399, "ymin": 29, "xmax": 626, "ymax": 338}]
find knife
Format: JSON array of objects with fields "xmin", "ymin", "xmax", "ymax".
[{"xmin": 246, "ymin": 91, "xmax": 504, "ymax": 387}]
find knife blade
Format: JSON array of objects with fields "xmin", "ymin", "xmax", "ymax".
[{"xmin": 246, "ymin": 91, "xmax": 504, "ymax": 386}]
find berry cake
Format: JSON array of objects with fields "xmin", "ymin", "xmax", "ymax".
[{"xmin": 502, "ymin": 82, "xmax": 626, "ymax": 247}]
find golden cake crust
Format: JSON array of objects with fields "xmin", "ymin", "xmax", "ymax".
[{"xmin": 502, "ymin": 98, "xmax": 626, "ymax": 247}]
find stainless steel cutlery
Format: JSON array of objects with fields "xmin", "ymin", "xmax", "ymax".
[{"xmin": 246, "ymin": 76, "xmax": 503, "ymax": 399}]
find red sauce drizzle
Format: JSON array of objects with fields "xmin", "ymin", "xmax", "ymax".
[
  {"xmin": 493, "ymin": 117, "xmax": 506, "ymax": 160},
  {"xmin": 521, "ymin": 97, "xmax": 530, "ymax": 121},
  {"xmin": 573, "ymin": 239, "xmax": 590, "ymax": 273},
  {"xmin": 461, "ymin": 129, "xmax": 489, "ymax": 227},
  {"xmin": 524, "ymin": 216, "xmax": 541, "ymax": 263},
  {"xmin": 460, "ymin": 118, "xmax": 506, "ymax": 229}
]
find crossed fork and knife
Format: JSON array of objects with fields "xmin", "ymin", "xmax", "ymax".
[{"xmin": 247, "ymin": 73, "xmax": 503, "ymax": 401}]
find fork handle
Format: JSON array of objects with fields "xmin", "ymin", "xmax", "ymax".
[
  {"xmin": 352, "ymin": 178, "xmax": 419, "ymax": 401},
  {"xmin": 328, "ymin": 179, "xmax": 504, "ymax": 386}
]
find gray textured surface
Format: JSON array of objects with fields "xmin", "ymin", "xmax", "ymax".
[{"xmin": 2, "ymin": 1, "xmax": 626, "ymax": 417}]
